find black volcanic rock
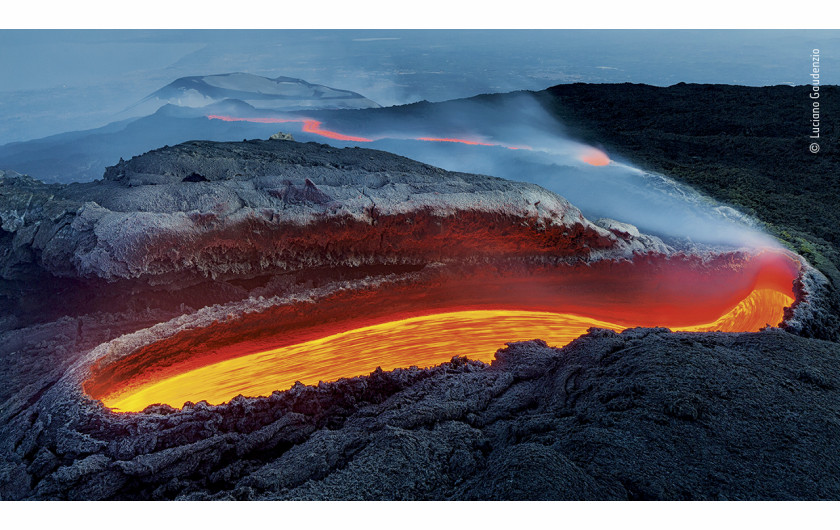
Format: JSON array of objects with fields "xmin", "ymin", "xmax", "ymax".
[
  {"xmin": 2, "ymin": 324, "xmax": 840, "ymax": 500},
  {"xmin": 537, "ymin": 83, "xmax": 840, "ymax": 259}
]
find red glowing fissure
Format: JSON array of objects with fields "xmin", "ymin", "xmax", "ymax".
[
  {"xmin": 205, "ymin": 115, "xmax": 531, "ymax": 150},
  {"xmin": 206, "ymin": 114, "xmax": 373, "ymax": 142}
]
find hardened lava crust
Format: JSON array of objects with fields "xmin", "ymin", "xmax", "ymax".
[
  {"xmin": 3, "ymin": 325, "xmax": 840, "ymax": 500},
  {"xmin": 0, "ymin": 140, "xmax": 672, "ymax": 329}
]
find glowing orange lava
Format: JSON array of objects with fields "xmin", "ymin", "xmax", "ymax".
[
  {"xmin": 206, "ymin": 115, "xmax": 373, "ymax": 142},
  {"xmin": 205, "ymin": 115, "xmax": 531, "ymax": 149},
  {"xmin": 674, "ymin": 289, "xmax": 794, "ymax": 333},
  {"xmin": 102, "ymin": 310, "xmax": 624, "ymax": 411},
  {"xmin": 87, "ymin": 249, "xmax": 800, "ymax": 412},
  {"xmin": 100, "ymin": 285, "xmax": 794, "ymax": 412},
  {"xmin": 581, "ymin": 148, "xmax": 611, "ymax": 166}
]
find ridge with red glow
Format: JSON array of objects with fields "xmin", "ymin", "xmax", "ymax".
[{"xmin": 205, "ymin": 115, "xmax": 535, "ymax": 151}]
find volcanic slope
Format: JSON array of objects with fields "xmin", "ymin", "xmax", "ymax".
[
  {"xmin": 0, "ymin": 138, "xmax": 835, "ymax": 500},
  {"xmin": 0, "ymin": 73, "xmax": 380, "ymax": 183},
  {"xmin": 3, "ymin": 324, "xmax": 840, "ymax": 500}
]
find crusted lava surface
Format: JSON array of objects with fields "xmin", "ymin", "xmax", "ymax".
[{"xmin": 4, "ymin": 325, "xmax": 840, "ymax": 500}]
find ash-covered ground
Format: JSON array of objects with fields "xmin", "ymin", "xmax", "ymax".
[{"xmin": 1, "ymin": 139, "xmax": 839, "ymax": 500}]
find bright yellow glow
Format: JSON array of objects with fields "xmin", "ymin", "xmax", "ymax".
[
  {"xmin": 673, "ymin": 289, "xmax": 794, "ymax": 332},
  {"xmin": 103, "ymin": 310, "xmax": 624, "ymax": 412},
  {"xmin": 103, "ymin": 288, "xmax": 795, "ymax": 412}
]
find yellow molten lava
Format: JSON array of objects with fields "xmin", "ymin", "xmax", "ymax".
[
  {"xmin": 103, "ymin": 288, "xmax": 793, "ymax": 412},
  {"xmin": 104, "ymin": 310, "xmax": 623, "ymax": 412},
  {"xmin": 673, "ymin": 289, "xmax": 794, "ymax": 333}
]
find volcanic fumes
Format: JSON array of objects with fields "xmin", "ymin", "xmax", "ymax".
[{"xmin": 202, "ymin": 92, "xmax": 774, "ymax": 250}]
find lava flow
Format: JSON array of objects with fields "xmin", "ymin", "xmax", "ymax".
[
  {"xmin": 581, "ymin": 147, "xmax": 611, "ymax": 166},
  {"xmin": 206, "ymin": 115, "xmax": 530, "ymax": 150},
  {"xmin": 102, "ymin": 289, "xmax": 794, "ymax": 412},
  {"xmin": 206, "ymin": 114, "xmax": 373, "ymax": 142},
  {"xmin": 102, "ymin": 310, "xmax": 625, "ymax": 412},
  {"xmin": 88, "ymin": 247, "xmax": 800, "ymax": 413}
]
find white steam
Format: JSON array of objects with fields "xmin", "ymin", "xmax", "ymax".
[{"xmin": 310, "ymin": 93, "xmax": 779, "ymax": 251}]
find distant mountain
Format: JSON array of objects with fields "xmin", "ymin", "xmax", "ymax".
[
  {"xmin": 0, "ymin": 102, "xmax": 274, "ymax": 183},
  {"xmin": 122, "ymin": 73, "xmax": 380, "ymax": 118}
]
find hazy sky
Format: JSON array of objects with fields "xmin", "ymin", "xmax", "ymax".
[{"xmin": 0, "ymin": 29, "xmax": 837, "ymax": 144}]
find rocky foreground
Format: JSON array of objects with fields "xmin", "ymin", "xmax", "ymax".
[
  {"xmin": 2, "ymin": 322, "xmax": 840, "ymax": 500},
  {"xmin": 1, "ymin": 139, "xmax": 839, "ymax": 500}
]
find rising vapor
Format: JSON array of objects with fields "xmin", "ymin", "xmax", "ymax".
[{"xmin": 206, "ymin": 93, "xmax": 779, "ymax": 251}]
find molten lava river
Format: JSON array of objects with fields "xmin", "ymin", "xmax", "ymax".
[{"xmin": 87, "ymin": 248, "xmax": 801, "ymax": 413}]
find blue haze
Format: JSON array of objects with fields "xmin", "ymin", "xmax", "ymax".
[{"xmin": 1, "ymin": 29, "xmax": 838, "ymax": 145}]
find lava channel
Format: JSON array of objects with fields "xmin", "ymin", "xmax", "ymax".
[
  {"xmin": 205, "ymin": 115, "xmax": 530, "ymax": 150},
  {"xmin": 206, "ymin": 114, "xmax": 373, "ymax": 142},
  {"xmin": 85, "ymin": 249, "xmax": 800, "ymax": 413}
]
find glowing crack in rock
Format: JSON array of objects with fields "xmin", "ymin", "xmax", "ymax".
[
  {"xmin": 206, "ymin": 114, "xmax": 373, "ymax": 142},
  {"xmin": 205, "ymin": 115, "xmax": 531, "ymax": 150}
]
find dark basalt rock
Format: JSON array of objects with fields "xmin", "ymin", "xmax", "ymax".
[
  {"xmin": 182, "ymin": 172, "xmax": 208, "ymax": 183},
  {"xmin": 2, "ymin": 324, "xmax": 840, "ymax": 500}
]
